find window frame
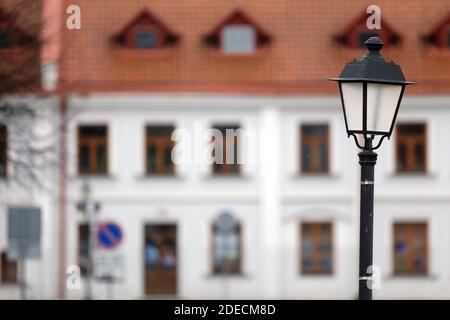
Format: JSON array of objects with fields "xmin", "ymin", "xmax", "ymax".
[
  {"xmin": 144, "ymin": 125, "xmax": 175, "ymax": 175},
  {"xmin": 300, "ymin": 124, "xmax": 330, "ymax": 174},
  {"xmin": 77, "ymin": 124, "xmax": 109, "ymax": 176},
  {"xmin": 300, "ymin": 222, "xmax": 334, "ymax": 275},
  {"xmin": 0, "ymin": 251, "xmax": 18, "ymax": 284},
  {"xmin": 395, "ymin": 123, "xmax": 427, "ymax": 173},
  {"xmin": 393, "ymin": 222, "xmax": 428, "ymax": 275},
  {"xmin": 211, "ymin": 124, "xmax": 241, "ymax": 176},
  {"xmin": 210, "ymin": 219, "xmax": 243, "ymax": 275}
]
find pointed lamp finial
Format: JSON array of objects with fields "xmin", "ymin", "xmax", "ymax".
[{"xmin": 363, "ymin": 36, "xmax": 384, "ymax": 61}]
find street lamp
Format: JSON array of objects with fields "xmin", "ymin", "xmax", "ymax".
[{"xmin": 329, "ymin": 37, "xmax": 413, "ymax": 300}]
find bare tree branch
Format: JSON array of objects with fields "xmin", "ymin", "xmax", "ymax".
[{"xmin": 0, "ymin": 0, "xmax": 59, "ymax": 190}]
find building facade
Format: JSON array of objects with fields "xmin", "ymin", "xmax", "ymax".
[{"xmin": 1, "ymin": 0, "xmax": 450, "ymax": 299}]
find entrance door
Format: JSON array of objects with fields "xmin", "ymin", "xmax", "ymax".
[{"xmin": 144, "ymin": 224, "xmax": 177, "ymax": 295}]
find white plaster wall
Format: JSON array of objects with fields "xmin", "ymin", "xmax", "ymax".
[
  {"xmin": 3, "ymin": 93, "xmax": 450, "ymax": 299},
  {"xmin": 61, "ymin": 93, "xmax": 450, "ymax": 299}
]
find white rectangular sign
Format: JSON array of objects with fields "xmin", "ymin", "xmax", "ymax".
[{"xmin": 94, "ymin": 251, "xmax": 125, "ymax": 281}]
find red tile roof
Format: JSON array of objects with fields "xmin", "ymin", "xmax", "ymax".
[{"xmin": 58, "ymin": 0, "xmax": 450, "ymax": 94}]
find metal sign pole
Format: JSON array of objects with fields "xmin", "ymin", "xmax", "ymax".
[
  {"xmin": 19, "ymin": 245, "xmax": 26, "ymax": 300},
  {"xmin": 85, "ymin": 208, "xmax": 93, "ymax": 301},
  {"xmin": 109, "ymin": 280, "xmax": 113, "ymax": 300},
  {"xmin": 106, "ymin": 276, "xmax": 114, "ymax": 300},
  {"xmin": 86, "ymin": 197, "xmax": 97, "ymax": 300}
]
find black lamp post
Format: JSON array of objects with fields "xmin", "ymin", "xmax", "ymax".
[{"xmin": 329, "ymin": 37, "xmax": 413, "ymax": 300}]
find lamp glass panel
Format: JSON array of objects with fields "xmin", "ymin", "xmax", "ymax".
[
  {"xmin": 366, "ymin": 83, "xmax": 402, "ymax": 133},
  {"xmin": 341, "ymin": 83, "xmax": 363, "ymax": 132}
]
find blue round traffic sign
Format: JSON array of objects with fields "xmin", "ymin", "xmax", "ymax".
[{"xmin": 96, "ymin": 222, "xmax": 123, "ymax": 249}]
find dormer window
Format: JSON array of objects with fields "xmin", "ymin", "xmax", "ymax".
[
  {"xmin": 112, "ymin": 9, "xmax": 179, "ymax": 50},
  {"xmin": 204, "ymin": 9, "xmax": 271, "ymax": 55},
  {"xmin": 423, "ymin": 14, "xmax": 450, "ymax": 48},
  {"xmin": 334, "ymin": 11, "xmax": 401, "ymax": 49}
]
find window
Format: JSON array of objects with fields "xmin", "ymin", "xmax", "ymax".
[
  {"xmin": 133, "ymin": 29, "xmax": 157, "ymax": 49},
  {"xmin": 393, "ymin": 223, "xmax": 427, "ymax": 275},
  {"xmin": 212, "ymin": 124, "xmax": 240, "ymax": 175},
  {"xmin": 0, "ymin": 28, "xmax": 12, "ymax": 48},
  {"xmin": 358, "ymin": 31, "xmax": 379, "ymax": 48},
  {"xmin": 1, "ymin": 251, "xmax": 17, "ymax": 283},
  {"xmin": 78, "ymin": 125, "xmax": 108, "ymax": 175},
  {"xmin": 221, "ymin": 25, "xmax": 256, "ymax": 54},
  {"xmin": 301, "ymin": 124, "xmax": 329, "ymax": 173},
  {"xmin": 78, "ymin": 223, "xmax": 90, "ymax": 276},
  {"xmin": 212, "ymin": 213, "xmax": 241, "ymax": 275},
  {"xmin": 0, "ymin": 125, "xmax": 7, "ymax": 177},
  {"xmin": 145, "ymin": 125, "xmax": 175, "ymax": 175},
  {"xmin": 300, "ymin": 223, "xmax": 333, "ymax": 274},
  {"xmin": 396, "ymin": 124, "xmax": 426, "ymax": 173}
]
